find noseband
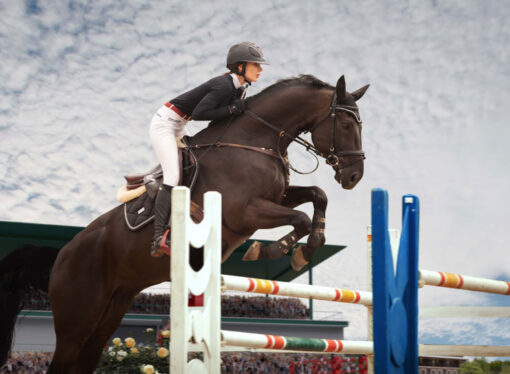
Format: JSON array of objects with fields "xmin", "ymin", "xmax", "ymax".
[{"xmin": 244, "ymin": 90, "xmax": 365, "ymax": 172}]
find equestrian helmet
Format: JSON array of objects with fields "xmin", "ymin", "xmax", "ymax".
[{"xmin": 226, "ymin": 42, "xmax": 268, "ymax": 66}]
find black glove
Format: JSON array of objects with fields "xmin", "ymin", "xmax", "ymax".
[{"xmin": 229, "ymin": 99, "xmax": 245, "ymax": 115}]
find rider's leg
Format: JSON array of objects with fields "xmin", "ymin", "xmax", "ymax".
[
  {"xmin": 151, "ymin": 184, "xmax": 173, "ymax": 256},
  {"xmin": 149, "ymin": 107, "xmax": 185, "ymax": 256}
]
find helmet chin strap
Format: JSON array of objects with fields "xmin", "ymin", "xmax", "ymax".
[{"xmin": 239, "ymin": 62, "xmax": 252, "ymax": 86}]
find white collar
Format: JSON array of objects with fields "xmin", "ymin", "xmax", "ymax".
[{"xmin": 230, "ymin": 73, "xmax": 243, "ymax": 89}]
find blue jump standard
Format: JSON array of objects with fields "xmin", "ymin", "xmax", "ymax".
[{"xmin": 372, "ymin": 189, "xmax": 419, "ymax": 373}]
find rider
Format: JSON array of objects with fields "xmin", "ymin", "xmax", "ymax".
[{"xmin": 149, "ymin": 41, "xmax": 268, "ymax": 257}]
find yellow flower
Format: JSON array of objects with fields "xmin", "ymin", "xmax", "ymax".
[
  {"xmin": 124, "ymin": 337, "xmax": 136, "ymax": 348},
  {"xmin": 112, "ymin": 337, "xmax": 121, "ymax": 346},
  {"xmin": 157, "ymin": 347, "xmax": 169, "ymax": 358},
  {"xmin": 130, "ymin": 347, "xmax": 139, "ymax": 354},
  {"xmin": 146, "ymin": 328, "xmax": 154, "ymax": 333},
  {"xmin": 142, "ymin": 364, "xmax": 155, "ymax": 374},
  {"xmin": 160, "ymin": 330, "xmax": 170, "ymax": 338}
]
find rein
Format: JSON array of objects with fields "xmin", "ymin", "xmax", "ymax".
[
  {"xmin": 187, "ymin": 90, "xmax": 365, "ymax": 175},
  {"xmin": 244, "ymin": 90, "xmax": 366, "ymax": 171},
  {"xmin": 244, "ymin": 110, "xmax": 319, "ymax": 174}
]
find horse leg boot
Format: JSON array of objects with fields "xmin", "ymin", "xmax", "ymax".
[
  {"xmin": 241, "ymin": 198, "xmax": 312, "ymax": 261},
  {"xmin": 150, "ymin": 184, "xmax": 173, "ymax": 257},
  {"xmin": 245, "ymin": 186, "xmax": 328, "ymax": 271},
  {"xmin": 278, "ymin": 186, "xmax": 328, "ymax": 272}
]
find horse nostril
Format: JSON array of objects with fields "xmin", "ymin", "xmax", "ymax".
[{"xmin": 350, "ymin": 173, "xmax": 360, "ymax": 183}]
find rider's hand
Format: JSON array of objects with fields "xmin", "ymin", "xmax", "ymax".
[{"xmin": 229, "ymin": 99, "xmax": 245, "ymax": 115}]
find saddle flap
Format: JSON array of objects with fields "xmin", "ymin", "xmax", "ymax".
[{"xmin": 123, "ymin": 192, "xmax": 204, "ymax": 231}]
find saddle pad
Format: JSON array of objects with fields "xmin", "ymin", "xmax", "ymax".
[
  {"xmin": 124, "ymin": 193, "xmax": 155, "ymax": 231},
  {"xmin": 123, "ymin": 192, "xmax": 205, "ymax": 232},
  {"xmin": 117, "ymin": 185, "xmax": 146, "ymax": 203}
]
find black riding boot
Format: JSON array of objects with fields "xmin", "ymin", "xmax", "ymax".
[{"xmin": 150, "ymin": 184, "xmax": 173, "ymax": 257}]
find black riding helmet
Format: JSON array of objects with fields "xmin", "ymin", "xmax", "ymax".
[{"xmin": 226, "ymin": 42, "xmax": 268, "ymax": 84}]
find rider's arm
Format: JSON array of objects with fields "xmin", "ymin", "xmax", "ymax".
[{"xmin": 191, "ymin": 79, "xmax": 235, "ymax": 121}]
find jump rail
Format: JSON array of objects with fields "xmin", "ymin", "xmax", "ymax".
[
  {"xmin": 222, "ymin": 274, "xmax": 373, "ymax": 306},
  {"xmin": 169, "ymin": 187, "xmax": 510, "ymax": 374},
  {"xmin": 419, "ymin": 269, "xmax": 510, "ymax": 295},
  {"xmin": 221, "ymin": 330, "xmax": 374, "ymax": 354}
]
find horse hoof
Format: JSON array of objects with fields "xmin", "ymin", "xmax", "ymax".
[
  {"xmin": 290, "ymin": 246, "xmax": 308, "ymax": 271},
  {"xmin": 242, "ymin": 241, "xmax": 264, "ymax": 261}
]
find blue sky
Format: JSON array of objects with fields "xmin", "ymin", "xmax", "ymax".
[{"xmin": 1, "ymin": 0, "xmax": 509, "ymax": 348}]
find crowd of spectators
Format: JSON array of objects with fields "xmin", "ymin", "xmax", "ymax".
[
  {"xmin": 1, "ymin": 352, "xmax": 366, "ymax": 374},
  {"xmin": 21, "ymin": 290, "xmax": 310, "ymax": 319},
  {"xmin": 19, "ymin": 290, "xmax": 50, "ymax": 311},
  {"xmin": 0, "ymin": 352, "xmax": 51, "ymax": 374},
  {"xmin": 220, "ymin": 353, "xmax": 367, "ymax": 373},
  {"xmin": 129, "ymin": 292, "xmax": 170, "ymax": 314},
  {"xmin": 221, "ymin": 295, "xmax": 309, "ymax": 319}
]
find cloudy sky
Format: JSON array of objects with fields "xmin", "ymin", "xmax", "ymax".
[{"xmin": 1, "ymin": 0, "xmax": 509, "ymax": 349}]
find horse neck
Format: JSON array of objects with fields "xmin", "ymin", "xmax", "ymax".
[{"xmin": 244, "ymin": 86, "xmax": 332, "ymax": 152}]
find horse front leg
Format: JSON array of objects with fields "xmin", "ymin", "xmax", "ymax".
[
  {"xmin": 240, "ymin": 198, "xmax": 312, "ymax": 262},
  {"xmin": 279, "ymin": 186, "xmax": 328, "ymax": 271}
]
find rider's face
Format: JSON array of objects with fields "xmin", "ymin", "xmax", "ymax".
[{"xmin": 239, "ymin": 62, "xmax": 263, "ymax": 83}]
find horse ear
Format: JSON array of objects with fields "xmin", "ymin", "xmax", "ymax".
[
  {"xmin": 351, "ymin": 84, "xmax": 370, "ymax": 101},
  {"xmin": 336, "ymin": 75, "xmax": 347, "ymax": 99}
]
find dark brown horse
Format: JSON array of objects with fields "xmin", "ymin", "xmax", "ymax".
[{"xmin": 0, "ymin": 75, "xmax": 368, "ymax": 373}]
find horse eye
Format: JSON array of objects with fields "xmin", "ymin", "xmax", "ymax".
[{"xmin": 342, "ymin": 122, "xmax": 350, "ymax": 130}]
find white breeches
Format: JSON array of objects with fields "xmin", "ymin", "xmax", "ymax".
[{"xmin": 149, "ymin": 105, "xmax": 189, "ymax": 186}]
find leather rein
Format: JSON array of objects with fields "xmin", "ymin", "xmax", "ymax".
[{"xmin": 188, "ymin": 90, "xmax": 365, "ymax": 172}]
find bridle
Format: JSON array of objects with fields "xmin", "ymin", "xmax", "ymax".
[
  {"xmin": 244, "ymin": 90, "xmax": 365, "ymax": 172},
  {"xmin": 309, "ymin": 90, "xmax": 365, "ymax": 168}
]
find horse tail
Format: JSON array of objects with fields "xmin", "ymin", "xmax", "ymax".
[{"xmin": 0, "ymin": 245, "xmax": 59, "ymax": 366}]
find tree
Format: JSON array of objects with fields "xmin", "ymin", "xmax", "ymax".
[
  {"xmin": 459, "ymin": 361, "xmax": 484, "ymax": 374},
  {"xmin": 490, "ymin": 361, "xmax": 502, "ymax": 373}
]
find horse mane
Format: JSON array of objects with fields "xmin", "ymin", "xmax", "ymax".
[
  {"xmin": 205, "ymin": 75, "xmax": 333, "ymax": 129},
  {"xmin": 246, "ymin": 74, "xmax": 334, "ymax": 104}
]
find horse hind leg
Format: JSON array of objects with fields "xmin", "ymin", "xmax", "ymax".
[
  {"xmin": 48, "ymin": 238, "xmax": 113, "ymax": 373},
  {"xmin": 48, "ymin": 307, "xmax": 102, "ymax": 374},
  {"xmin": 48, "ymin": 287, "xmax": 113, "ymax": 374},
  {"xmin": 73, "ymin": 287, "xmax": 140, "ymax": 373}
]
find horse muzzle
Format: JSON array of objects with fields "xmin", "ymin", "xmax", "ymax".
[{"xmin": 334, "ymin": 165, "xmax": 364, "ymax": 190}]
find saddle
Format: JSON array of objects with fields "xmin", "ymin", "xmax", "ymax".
[{"xmin": 118, "ymin": 137, "xmax": 198, "ymax": 230}]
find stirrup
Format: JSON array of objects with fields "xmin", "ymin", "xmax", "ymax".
[{"xmin": 150, "ymin": 229, "xmax": 171, "ymax": 258}]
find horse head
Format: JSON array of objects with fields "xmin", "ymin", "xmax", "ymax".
[{"xmin": 310, "ymin": 76, "xmax": 369, "ymax": 189}]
